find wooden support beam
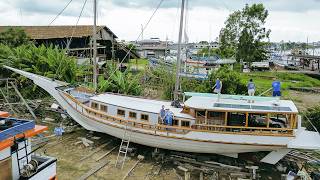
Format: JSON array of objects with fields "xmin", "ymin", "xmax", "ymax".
[
  {"xmin": 78, "ymin": 160, "xmax": 110, "ymax": 180},
  {"xmin": 205, "ymin": 110, "xmax": 208, "ymax": 125},
  {"xmin": 224, "ymin": 112, "xmax": 228, "ymax": 126},
  {"xmin": 0, "ymin": 88, "xmax": 17, "ymax": 114},
  {"xmin": 10, "ymin": 82, "xmax": 37, "ymax": 120},
  {"xmin": 122, "ymin": 155, "xmax": 144, "ymax": 180},
  {"xmin": 96, "ymin": 145, "xmax": 117, "ymax": 161},
  {"xmin": 267, "ymin": 114, "xmax": 270, "ymax": 128},
  {"xmin": 80, "ymin": 140, "xmax": 112, "ymax": 161},
  {"xmin": 245, "ymin": 113, "xmax": 249, "ymax": 127}
]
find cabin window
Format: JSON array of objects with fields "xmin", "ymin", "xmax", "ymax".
[
  {"xmin": 208, "ymin": 111, "xmax": 225, "ymax": 120},
  {"xmin": 100, "ymin": 105, "xmax": 108, "ymax": 112},
  {"xmin": 248, "ymin": 113, "xmax": 268, "ymax": 127},
  {"xmin": 173, "ymin": 119, "xmax": 179, "ymax": 126},
  {"xmin": 91, "ymin": 102, "xmax": 99, "ymax": 109},
  {"xmin": 227, "ymin": 112, "xmax": 246, "ymax": 126},
  {"xmin": 141, "ymin": 114, "xmax": 149, "ymax": 121},
  {"xmin": 129, "ymin": 112, "xmax": 137, "ymax": 119},
  {"xmin": 181, "ymin": 121, "xmax": 190, "ymax": 127},
  {"xmin": 196, "ymin": 110, "xmax": 206, "ymax": 118},
  {"xmin": 117, "ymin": 109, "xmax": 125, "ymax": 117},
  {"xmin": 269, "ymin": 113, "xmax": 288, "ymax": 128}
]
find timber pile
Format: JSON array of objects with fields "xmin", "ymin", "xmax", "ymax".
[{"xmin": 171, "ymin": 154, "xmax": 253, "ymax": 180}]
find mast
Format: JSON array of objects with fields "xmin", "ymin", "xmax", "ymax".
[
  {"xmin": 174, "ymin": 0, "xmax": 186, "ymax": 100},
  {"xmin": 92, "ymin": 0, "xmax": 98, "ymax": 91}
]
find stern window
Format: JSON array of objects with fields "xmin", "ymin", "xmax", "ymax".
[{"xmin": 181, "ymin": 121, "xmax": 190, "ymax": 127}]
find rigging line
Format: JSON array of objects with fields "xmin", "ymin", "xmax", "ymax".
[
  {"xmin": 286, "ymin": 93, "xmax": 319, "ymax": 133},
  {"xmin": 66, "ymin": 0, "xmax": 88, "ymax": 51},
  {"xmin": 48, "ymin": 0, "xmax": 74, "ymax": 26},
  {"xmin": 101, "ymin": 0, "xmax": 165, "ymax": 87},
  {"xmin": 54, "ymin": 0, "xmax": 87, "ymax": 80}
]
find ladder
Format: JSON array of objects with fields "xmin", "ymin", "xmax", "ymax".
[{"xmin": 115, "ymin": 124, "xmax": 132, "ymax": 169}]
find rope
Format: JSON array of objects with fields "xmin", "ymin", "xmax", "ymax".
[
  {"xmin": 102, "ymin": 0, "xmax": 165, "ymax": 85},
  {"xmin": 53, "ymin": 0, "xmax": 88, "ymax": 80},
  {"xmin": 48, "ymin": 0, "xmax": 74, "ymax": 26},
  {"xmin": 286, "ymin": 93, "xmax": 319, "ymax": 133},
  {"xmin": 66, "ymin": 0, "xmax": 88, "ymax": 51}
]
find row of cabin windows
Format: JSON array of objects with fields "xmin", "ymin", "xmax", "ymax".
[
  {"xmin": 117, "ymin": 109, "xmax": 149, "ymax": 121},
  {"xmin": 173, "ymin": 119, "xmax": 190, "ymax": 127}
]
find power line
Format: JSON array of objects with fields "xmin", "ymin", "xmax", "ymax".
[
  {"xmin": 99, "ymin": 0, "xmax": 165, "ymax": 90},
  {"xmin": 66, "ymin": 0, "xmax": 88, "ymax": 51},
  {"xmin": 48, "ymin": 0, "xmax": 74, "ymax": 26}
]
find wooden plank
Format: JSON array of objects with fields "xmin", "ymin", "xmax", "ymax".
[
  {"xmin": 78, "ymin": 160, "xmax": 110, "ymax": 180},
  {"xmin": 96, "ymin": 145, "xmax": 117, "ymax": 161},
  {"xmin": 10, "ymin": 82, "xmax": 37, "ymax": 120},
  {"xmin": 79, "ymin": 140, "xmax": 112, "ymax": 161}
]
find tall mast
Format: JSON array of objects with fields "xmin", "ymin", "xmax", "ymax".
[
  {"xmin": 92, "ymin": 0, "xmax": 98, "ymax": 91},
  {"xmin": 174, "ymin": 0, "xmax": 186, "ymax": 100}
]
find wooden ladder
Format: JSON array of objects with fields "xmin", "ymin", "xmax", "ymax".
[{"xmin": 115, "ymin": 124, "xmax": 131, "ymax": 169}]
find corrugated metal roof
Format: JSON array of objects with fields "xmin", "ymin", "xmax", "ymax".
[{"xmin": 0, "ymin": 25, "xmax": 118, "ymax": 39}]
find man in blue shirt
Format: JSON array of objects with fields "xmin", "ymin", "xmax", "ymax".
[
  {"xmin": 247, "ymin": 79, "xmax": 255, "ymax": 103},
  {"xmin": 272, "ymin": 78, "xmax": 281, "ymax": 97},
  {"xmin": 213, "ymin": 78, "xmax": 222, "ymax": 94}
]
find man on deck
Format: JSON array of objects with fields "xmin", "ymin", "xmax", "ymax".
[
  {"xmin": 159, "ymin": 105, "xmax": 166, "ymax": 124},
  {"xmin": 213, "ymin": 78, "xmax": 222, "ymax": 101},
  {"xmin": 272, "ymin": 78, "xmax": 281, "ymax": 97},
  {"xmin": 247, "ymin": 79, "xmax": 255, "ymax": 103}
]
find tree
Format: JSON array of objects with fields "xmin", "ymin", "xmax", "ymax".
[
  {"xmin": 208, "ymin": 66, "xmax": 247, "ymax": 94},
  {"xmin": 219, "ymin": 4, "xmax": 270, "ymax": 63},
  {"xmin": 0, "ymin": 28, "xmax": 31, "ymax": 47}
]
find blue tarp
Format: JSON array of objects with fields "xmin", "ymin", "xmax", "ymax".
[{"xmin": 0, "ymin": 118, "xmax": 35, "ymax": 142}]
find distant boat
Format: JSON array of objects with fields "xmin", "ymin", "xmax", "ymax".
[{"xmin": 4, "ymin": 65, "xmax": 320, "ymax": 164}]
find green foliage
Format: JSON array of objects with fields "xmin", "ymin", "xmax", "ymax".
[
  {"xmin": 197, "ymin": 48, "xmax": 222, "ymax": 57},
  {"xmin": 98, "ymin": 63, "xmax": 142, "ymax": 96},
  {"xmin": 0, "ymin": 28, "xmax": 31, "ymax": 47},
  {"xmin": 209, "ymin": 66, "xmax": 247, "ymax": 94},
  {"xmin": 219, "ymin": 3, "xmax": 270, "ymax": 63},
  {"xmin": 303, "ymin": 105, "xmax": 320, "ymax": 132},
  {"xmin": 0, "ymin": 44, "xmax": 84, "ymax": 83}
]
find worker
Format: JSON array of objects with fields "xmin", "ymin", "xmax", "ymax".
[
  {"xmin": 165, "ymin": 109, "xmax": 173, "ymax": 126},
  {"xmin": 213, "ymin": 78, "xmax": 222, "ymax": 101},
  {"xmin": 159, "ymin": 105, "xmax": 166, "ymax": 124},
  {"xmin": 247, "ymin": 79, "xmax": 255, "ymax": 103},
  {"xmin": 272, "ymin": 78, "xmax": 281, "ymax": 97}
]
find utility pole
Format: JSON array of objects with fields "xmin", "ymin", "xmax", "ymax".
[
  {"xmin": 174, "ymin": 0, "xmax": 186, "ymax": 101},
  {"xmin": 141, "ymin": 24, "xmax": 144, "ymax": 41},
  {"xmin": 92, "ymin": 0, "xmax": 98, "ymax": 91}
]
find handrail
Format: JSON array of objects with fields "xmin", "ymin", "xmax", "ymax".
[{"xmin": 62, "ymin": 91, "xmax": 294, "ymax": 136}]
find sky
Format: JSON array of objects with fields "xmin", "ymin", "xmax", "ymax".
[{"xmin": 1, "ymin": 0, "xmax": 320, "ymax": 43}]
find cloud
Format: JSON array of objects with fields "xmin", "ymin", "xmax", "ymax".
[{"xmin": 111, "ymin": 0, "xmax": 320, "ymax": 12}]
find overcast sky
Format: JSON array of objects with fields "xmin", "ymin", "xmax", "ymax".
[{"xmin": 1, "ymin": 0, "xmax": 320, "ymax": 43}]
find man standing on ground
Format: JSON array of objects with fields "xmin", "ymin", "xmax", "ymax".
[
  {"xmin": 247, "ymin": 79, "xmax": 255, "ymax": 103},
  {"xmin": 272, "ymin": 78, "xmax": 281, "ymax": 97}
]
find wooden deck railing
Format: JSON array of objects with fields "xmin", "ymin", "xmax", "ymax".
[{"xmin": 61, "ymin": 92, "xmax": 294, "ymax": 137}]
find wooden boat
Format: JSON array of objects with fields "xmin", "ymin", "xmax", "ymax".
[{"xmin": 4, "ymin": 65, "xmax": 320, "ymax": 164}]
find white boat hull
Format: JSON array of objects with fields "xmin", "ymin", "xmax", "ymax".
[{"xmin": 5, "ymin": 66, "xmax": 320, "ymax": 163}]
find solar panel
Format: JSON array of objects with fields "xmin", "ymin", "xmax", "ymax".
[{"xmin": 214, "ymin": 103, "xmax": 292, "ymax": 112}]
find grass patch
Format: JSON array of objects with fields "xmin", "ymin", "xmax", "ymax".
[{"xmin": 239, "ymin": 71, "xmax": 320, "ymax": 97}]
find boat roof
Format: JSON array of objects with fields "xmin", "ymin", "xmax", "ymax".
[
  {"xmin": 184, "ymin": 92, "xmax": 298, "ymax": 113},
  {"xmin": 90, "ymin": 93, "xmax": 195, "ymax": 120}
]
